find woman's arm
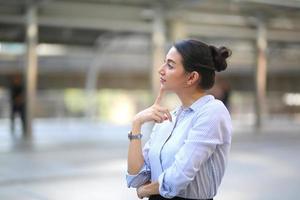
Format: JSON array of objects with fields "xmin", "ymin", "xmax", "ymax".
[
  {"xmin": 127, "ymin": 120, "xmax": 144, "ymax": 174},
  {"xmin": 127, "ymin": 88, "xmax": 172, "ymax": 175}
]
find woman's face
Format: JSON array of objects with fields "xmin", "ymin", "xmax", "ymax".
[{"xmin": 158, "ymin": 47, "xmax": 189, "ymax": 92}]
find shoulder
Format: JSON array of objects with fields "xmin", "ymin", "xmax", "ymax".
[
  {"xmin": 192, "ymin": 98, "xmax": 231, "ymax": 127},
  {"xmin": 201, "ymin": 98, "xmax": 229, "ymax": 115},
  {"xmin": 192, "ymin": 98, "xmax": 232, "ymax": 139}
]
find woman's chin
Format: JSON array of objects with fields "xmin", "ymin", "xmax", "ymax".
[
  {"xmin": 160, "ymin": 85, "xmax": 173, "ymax": 92},
  {"xmin": 160, "ymin": 83, "xmax": 167, "ymax": 89}
]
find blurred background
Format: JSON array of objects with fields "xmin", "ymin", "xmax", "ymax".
[{"xmin": 0, "ymin": 0, "xmax": 300, "ymax": 199}]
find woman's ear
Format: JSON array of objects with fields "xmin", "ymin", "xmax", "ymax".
[{"xmin": 187, "ymin": 71, "xmax": 200, "ymax": 86}]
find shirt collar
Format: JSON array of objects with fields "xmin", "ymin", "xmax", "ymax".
[
  {"xmin": 172, "ymin": 95, "xmax": 214, "ymax": 116},
  {"xmin": 190, "ymin": 94, "xmax": 214, "ymax": 111},
  {"xmin": 183, "ymin": 94, "xmax": 214, "ymax": 112}
]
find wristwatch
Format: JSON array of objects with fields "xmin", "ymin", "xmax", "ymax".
[{"xmin": 128, "ymin": 131, "xmax": 143, "ymax": 140}]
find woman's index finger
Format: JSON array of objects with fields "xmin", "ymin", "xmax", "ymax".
[{"xmin": 154, "ymin": 87, "xmax": 164, "ymax": 105}]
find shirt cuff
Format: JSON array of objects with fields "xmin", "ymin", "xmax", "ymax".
[
  {"xmin": 126, "ymin": 164, "xmax": 151, "ymax": 188},
  {"xmin": 158, "ymin": 172, "xmax": 176, "ymax": 198}
]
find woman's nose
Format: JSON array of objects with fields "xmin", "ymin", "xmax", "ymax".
[{"xmin": 158, "ymin": 64, "xmax": 165, "ymax": 75}]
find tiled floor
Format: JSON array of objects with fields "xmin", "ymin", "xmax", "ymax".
[{"xmin": 0, "ymin": 119, "xmax": 300, "ymax": 200}]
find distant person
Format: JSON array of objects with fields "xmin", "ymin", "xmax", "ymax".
[
  {"xmin": 126, "ymin": 39, "xmax": 232, "ymax": 200},
  {"xmin": 9, "ymin": 74, "xmax": 26, "ymax": 135},
  {"xmin": 209, "ymin": 76, "xmax": 231, "ymax": 110},
  {"xmin": 220, "ymin": 78, "xmax": 231, "ymax": 109}
]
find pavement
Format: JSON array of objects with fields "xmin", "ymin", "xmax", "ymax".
[{"xmin": 0, "ymin": 118, "xmax": 300, "ymax": 200}]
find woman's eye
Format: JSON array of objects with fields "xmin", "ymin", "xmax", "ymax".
[{"xmin": 167, "ymin": 63, "xmax": 174, "ymax": 69}]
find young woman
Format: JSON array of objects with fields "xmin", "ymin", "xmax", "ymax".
[{"xmin": 126, "ymin": 39, "xmax": 232, "ymax": 200}]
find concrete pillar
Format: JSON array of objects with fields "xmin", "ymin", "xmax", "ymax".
[
  {"xmin": 85, "ymin": 57, "xmax": 100, "ymax": 120},
  {"xmin": 254, "ymin": 17, "xmax": 268, "ymax": 131},
  {"xmin": 151, "ymin": 6, "xmax": 166, "ymax": 96},
  {"xmin": 24, "ymin": 4, "xmax": 38, "ymax": 138},
  {"xmin": 84, "ymin": 35, "xmax": 117, "ymax": 119}
]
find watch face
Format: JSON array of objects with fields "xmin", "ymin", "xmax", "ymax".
[{"xmin": 128, "ymin": 132, "xmax": 142, "ymax": 140}]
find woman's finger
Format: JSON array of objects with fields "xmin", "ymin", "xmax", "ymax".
[
  {"xmin": 154, "ymin": 111, "xmax": 170, "ymax": 123},
  {"xmin": 154, "ymin": 110, "xmax": 165, "ymax": 119},
  {"xmin": 154, "ymin": 87, "xmax": 164, "ymax": 105},
  {"xmin": 165, "ymin": 111, "xmax": 173, "ymax": 122},
  {"xmin": 152, "ymin": 113, "xmax": 163, "ymax": 123},
  {"xmin": 155, "ymin": 106, "xmax": 172, "ymax": 122}
]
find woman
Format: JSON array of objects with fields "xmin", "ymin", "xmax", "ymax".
[{"xmin": 126, "ymin": 39, "xmax": 232, "ymax": 200}]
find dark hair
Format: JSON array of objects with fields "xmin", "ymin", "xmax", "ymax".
[{"xmin": 174, "ymin": 39, "xmax": 231, "ymax": 90}]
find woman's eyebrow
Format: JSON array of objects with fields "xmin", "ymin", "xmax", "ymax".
[{"xmin": 167, "ymin": 59, "xmax": 176, "ymax": 64}]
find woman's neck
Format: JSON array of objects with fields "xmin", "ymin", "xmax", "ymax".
[{"xmin": 176, "ymin": 88, "xmax": 206, "ymax": 108}]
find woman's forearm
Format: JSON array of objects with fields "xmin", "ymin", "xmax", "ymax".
[
  {"xmin": 127, "ymin": 121, "xmax": 144, "ymax": 174},
  {"xmin": 128, "ymin": 88, "xmax": 168, "ymax": 175}
]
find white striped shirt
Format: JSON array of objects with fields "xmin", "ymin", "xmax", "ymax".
[{"xmin": 127, "ymin": 95, "xmax": 232, "ymax": 199}]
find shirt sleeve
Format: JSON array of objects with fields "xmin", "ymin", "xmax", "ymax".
[
  {"xmin": 126, "ymin": 163, "xmax": 151, "ymax": 188},
  {"xmin": 126, "ymin": 124, "xmax": 158, "ymax": 188},
  {"xmin": 158, "ymin": 103, "xmax": 231, "ymax": 198}
]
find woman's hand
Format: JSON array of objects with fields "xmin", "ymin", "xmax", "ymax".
[
  {"xmin": 136, "ymin": 182, "xmax": 160, "ymax": 199},
  {"xmin": 136, "ymin": 185, "xmax": 147, "ymax": 199},
  {"xmin": 133, "ymin": 88, "xmax": 172, "ymax": 126}
]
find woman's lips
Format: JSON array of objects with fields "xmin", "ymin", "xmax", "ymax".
[{"xmin": 160, "ymin": 77, "xmax": 166, "ymax": 83}]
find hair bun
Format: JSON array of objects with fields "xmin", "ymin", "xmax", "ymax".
[{"xmin": 209, "ymin": 45, "xmax": 232, "ymax": 72}]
